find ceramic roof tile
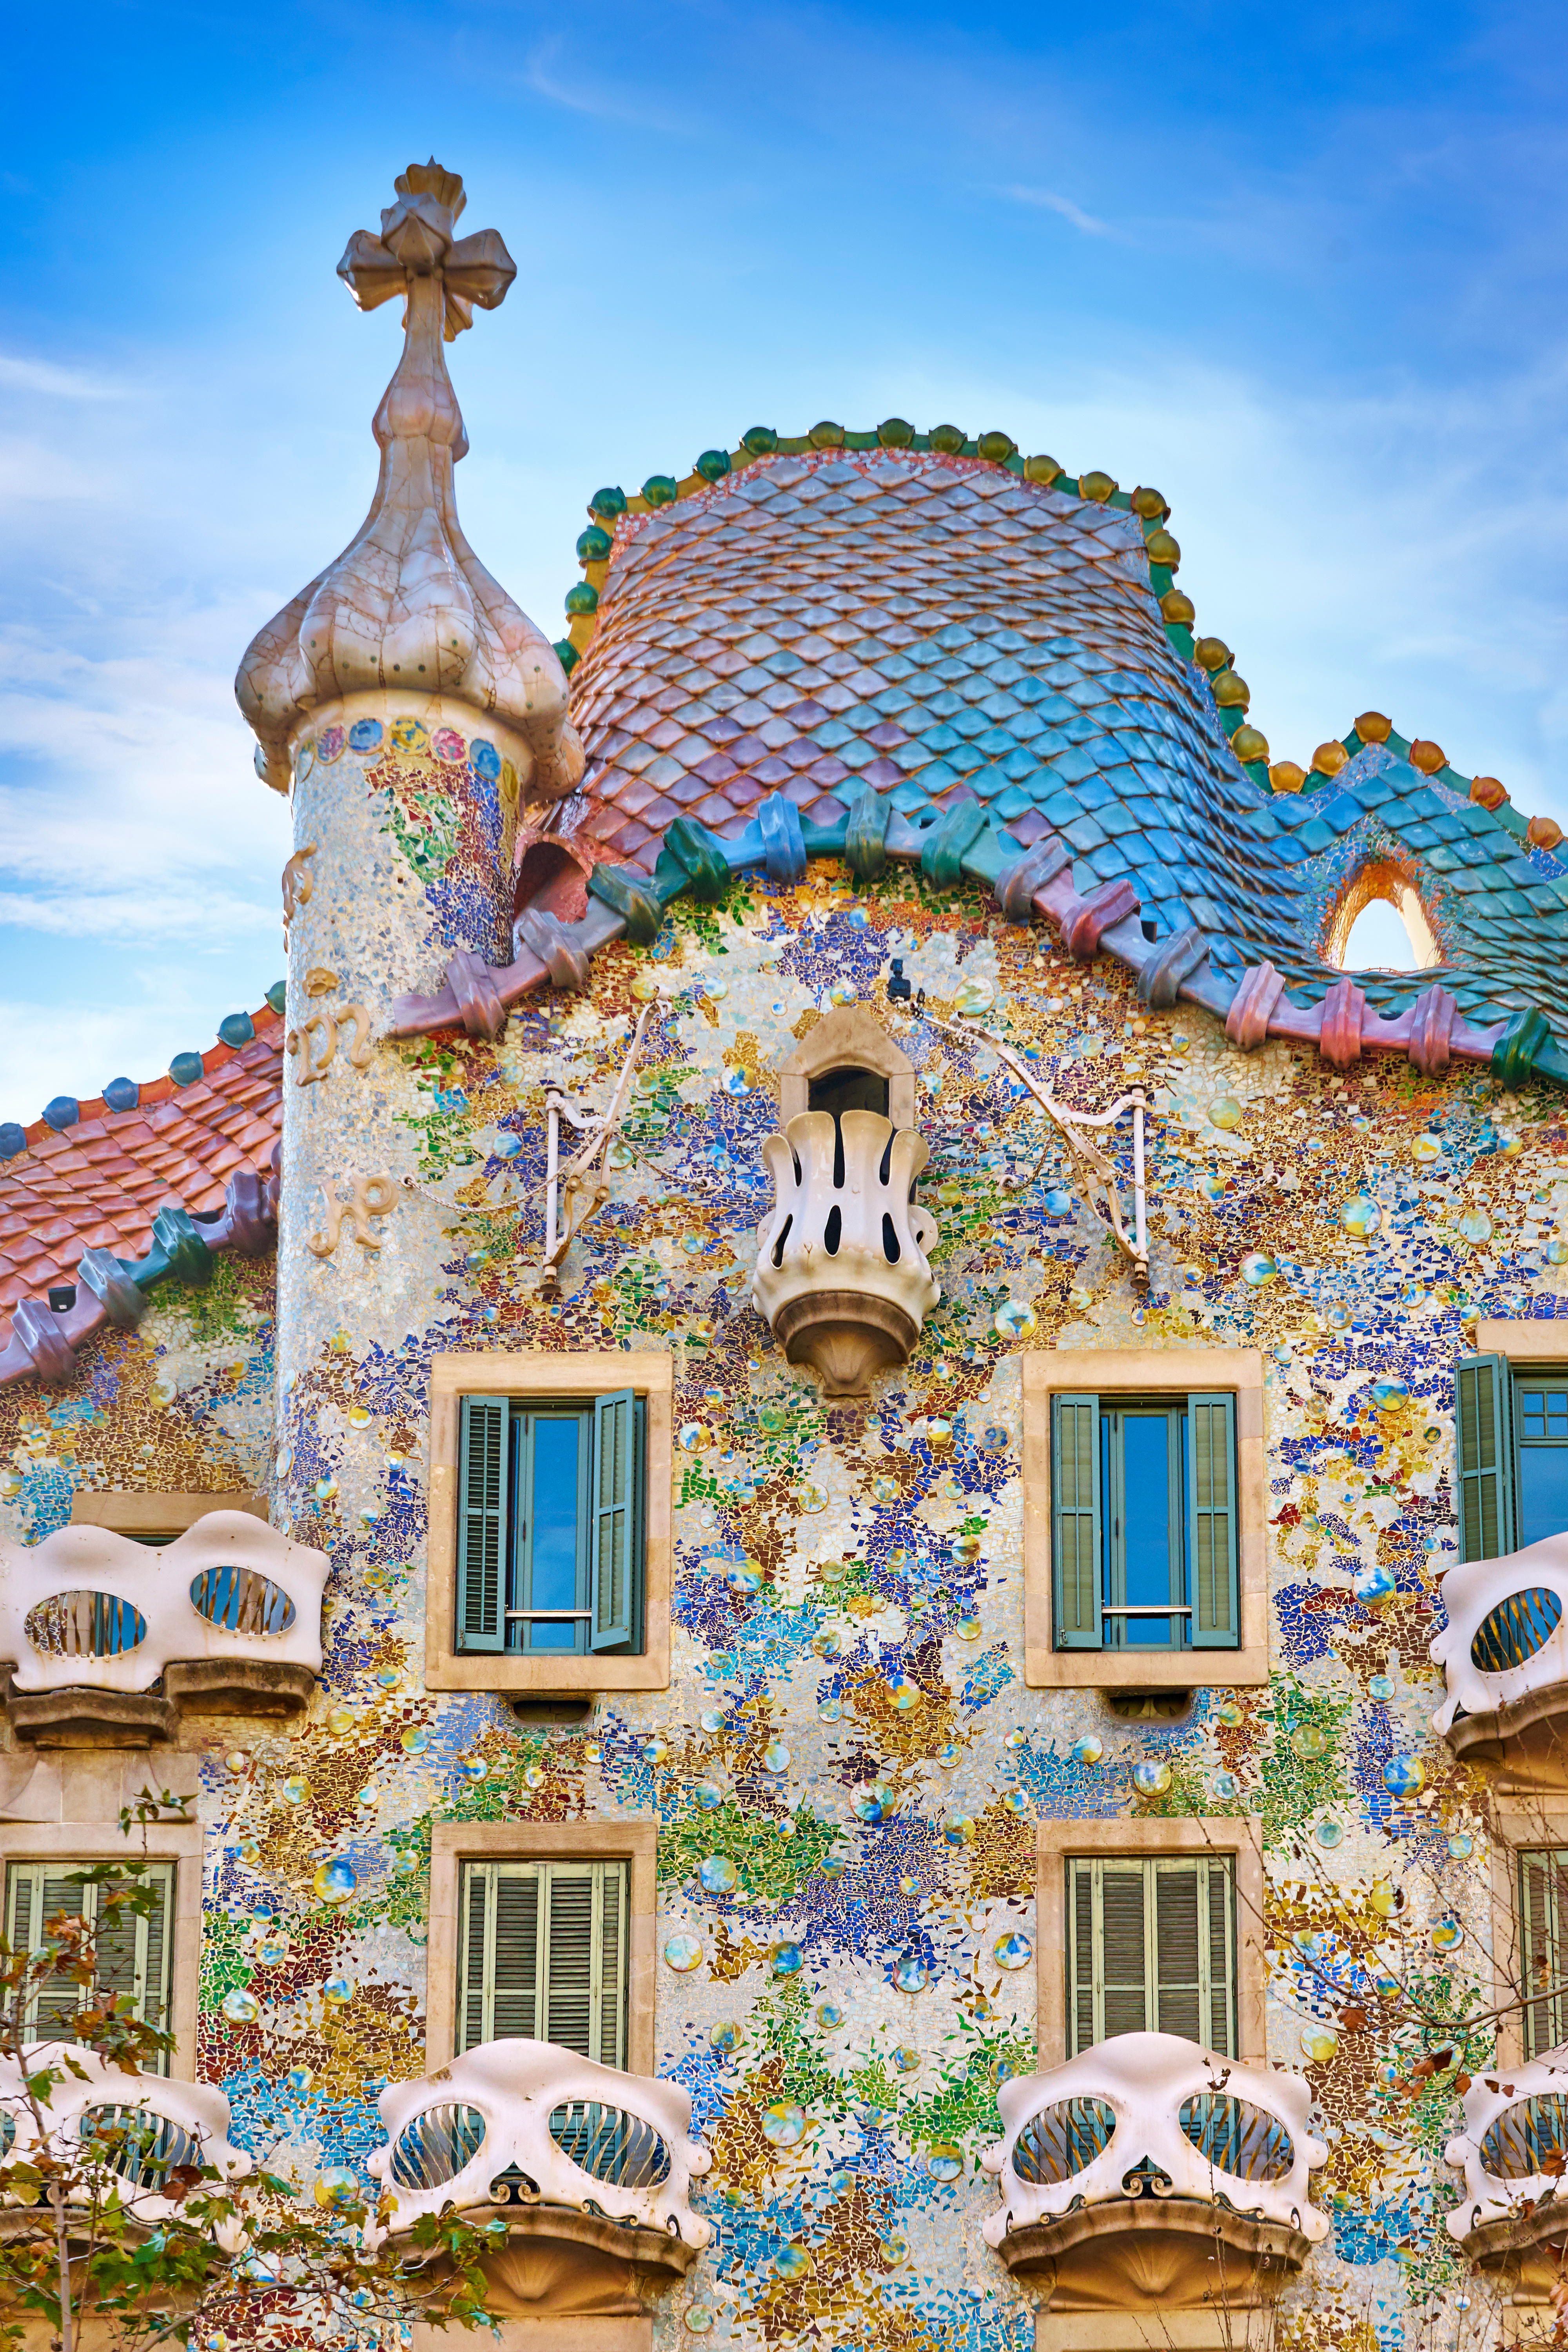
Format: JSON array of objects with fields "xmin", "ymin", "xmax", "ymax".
[{"xmin": 0, "ymin": 1007, "xmax": 283, "ymax": 1320}]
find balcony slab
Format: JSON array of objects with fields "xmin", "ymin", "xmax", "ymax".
[{"xmin": 993, "ymin": 2193, "xmax": 1317, "ymax": 2309}]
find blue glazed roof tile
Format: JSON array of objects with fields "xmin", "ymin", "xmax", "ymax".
[{"xmin": 572, "ymin": 441, "xmax": 1567, "ymax": 1027}]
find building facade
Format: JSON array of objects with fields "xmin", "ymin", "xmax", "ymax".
[{"xmin": 3, "ymin": 159, "xmax": 1568, "ymax": 2350}]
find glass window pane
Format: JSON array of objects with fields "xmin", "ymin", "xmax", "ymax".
[
  {"xmin": 526, "ymin": 1416, "xmax": 581, "ymax": 1651},
  {"xmin": 1519, "ymin": 1440, "xmax": 1568, "ymax": 1551},
  {"xmin": 1121, "ymin": 1413, "xmax": 1176, "ymax": 1646}
]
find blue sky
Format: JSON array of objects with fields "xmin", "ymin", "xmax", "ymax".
[{"xmin": 2, "ymin": 0, "xmax": 1565, "ymax": 1118}]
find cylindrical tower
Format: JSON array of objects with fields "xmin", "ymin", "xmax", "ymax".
[{"xmin": 234, "ymin": 158, "xmax": 581, "ymax": 1554}]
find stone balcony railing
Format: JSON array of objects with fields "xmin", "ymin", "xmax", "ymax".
[
  {"xmin": 365, "ymin": 2039, "xmax": 711, "ymax": 2325},
  {"xmin": 1429, "ymin": 1537, "xmax": 1568, "ymax": 1784},
  {"xmin": 1446, "ymin": 2049, "xmax": 1568, "ymax": 2299},
  {"xmin": 981, "ymin": 2032, "xmax": 1328, "ymax": 2316},
  {"xmin": 0, "ymin": 1513, "xmax": 329, "ymax": 1746},
  {"xmin": 751, "ymin": 1109, "xmax": 939, "ymax": 1398}
]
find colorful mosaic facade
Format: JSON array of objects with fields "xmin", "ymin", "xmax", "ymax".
[{"xmin": 4, "ymin": 160, "xmax": 1568, "ymax": 2352}]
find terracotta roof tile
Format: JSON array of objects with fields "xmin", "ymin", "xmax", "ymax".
[{"xmin": 0, "ymin": 1006, "xmax": 284, "ymax": 1319}]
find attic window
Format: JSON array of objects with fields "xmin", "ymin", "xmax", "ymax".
[{"xmin": 1323, "ymin": 859, "xmax": 1441, "ymax": 973}]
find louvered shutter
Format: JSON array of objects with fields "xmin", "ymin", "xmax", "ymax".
[
  {"xmin": 542, "ymin": 1866, "xmax": 597, "ymax": 2057},
  {"xmin": 1457, "ymin": 1354, "xmax": 1515, "ymax": 1563},
  {"xmin": 1100, "ymin": 1864, "xmax": 1150, "ymax": 2038},
  {"xmin": 1206, "ymin": 1861, "xmax": 1235, "ymax": 2058},
  {"xmin": 1053, "ymin": 1394, "xmax": 1102, "ymax": 1648},
  {"xmin": 458, "ymin": 1864, "xmax": 541, "ymax": 2051},
  {"xmin": 1187, "ymin": 1394, "xmax": 1239, "ymax": 1646},
  {"xmin": 457, "ymin": 1399, "xmax": 508, "ymax": 1651},
  {"xmin": 1154, "ymin": 1863, "xmax": 1204, "ymax": 2043},
  {"xmin": 1520, "ymin": 1849, "xmax": 1568, "ymax": 2059},
  {"xmin": 5, "ymin": 1865, "xmax": 171, "ymax": 2066},
  {"xmin": 590, "ymin": 1391, "xmax": 636, "ymax": 1652},
  {"xmin": 1070, "ymin": 1862, "xmax": 1095, "ymax": 2056}
]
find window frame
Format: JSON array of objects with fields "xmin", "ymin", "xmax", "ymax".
[
  {"xmin": 426, "ymin": 1819, "xmax": 658, "ymax": 2073},
  {"xmin": 5, "ymin": 1859, "xmax": 176, "ymax": 2067},
  {"xmin": 456, "ymin": 1856, "xmax": 630, "ymax": 2063},
  {"xmin": 426, "ymin": 1354, "xmax": 671, "ymax": 1695},
  {"xmin": 1037, "ymin": 1816, "xmax": 1266, "ymax": 2063},
  {"xmin": 1461, "ymin": 1325, "xmax": 1568, "ymax": 1563},
  {"xmin": 0, "ymin": 1819, "xmax": 201, "ymax": 2073},
  {"xmin": 1489, "ymin": 1802, "xmax": 1568, "ymax": 2069},
  {"xmin": 1024, "ymin": 1350, "xmax": 1269, "ymax": 1689}
]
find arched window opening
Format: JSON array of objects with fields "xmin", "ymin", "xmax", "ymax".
[
  {"xmin": 1323, "ymin": 859, "xmax": 1442, "ymax": 974},
  {"xmin": 808, "ymin": 1067, "xmax": 889, "ymax": 1187}
]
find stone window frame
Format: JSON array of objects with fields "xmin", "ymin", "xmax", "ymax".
[
  {"xmin": 69, "ymin": 1494, "xmax": 267, "ymax": 1535},
  {"xmin": 1035, "ymin": 1815, "xmax": 1268, "ymax": 2065},
  {"xmin": 1488, "ymin": 1799, "xmax": 1568, "ymax": 2070},
  {"xmin": 776, "ymin": 1003, "xmax": 917, "ymax": 1127},
  {"xmin": 425, "ymin": 1818, "xmax": 659, "ymax": 2073},
  {"xmin": 424, "ymin": 1353, "xmax": 672, "ymax": 1697},
  {"xmin": 1022, "ymin": 1348, "xmax": 1270, "ymax": 1690},
  {"xmin": 0, "ymin": 1817, "xmax": 203, "ymax": 2072}
]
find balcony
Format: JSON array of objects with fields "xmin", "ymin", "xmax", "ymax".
[
  {"xmin": 982, "ymin": 2033, "xmax": 1327, "ymax": 2344},
  {"xmin": 1430, "ymin": 1540, "xmax": 1568, "ymax": 1786},
  {"xmin": 752, "ymin": 1109, "xmax": 939, "ymax": 1398},
  {"xmin": 366, "ymin": 2038, "xmax": 710, "ymax": 2341},
  {"xmin": 0, "ymin": 1512, "xmax": 329, "ymax": 1746},
  {"xmin": 1446, "ymin": 2050, "xmax": 1568, "ymax": 2309}
]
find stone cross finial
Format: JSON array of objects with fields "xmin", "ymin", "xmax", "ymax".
[
  {"xmin": 336, "ymin": 160, "xmax": 516, "ymax": 344},
  {"xmin": 235, "ymin": 163, "xmax": 580, "ymax": 801}
]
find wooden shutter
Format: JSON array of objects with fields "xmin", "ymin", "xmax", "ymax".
[
  {"xmin": 5, "ymin": 1865, "xmax": 172, "ymax": 2069},
  {"xmin": 1070, "ymin": 1860, "xmax": 1096, "ymax": 2056},
  {"xmin": 590, "ymin": 1390, "xmax": 636, "ymax": 1653},
  {"xmin": 457, "ymin": 1398, "xmax": 508, "ymax": 1652},
  {"xmin": 1068, "ymin": 1855, "xmax": 1236, "ymax": 2058},
  {"xmin": 1520, "ymin": 1849, "xmax": 1568, "ymax": 2059},
  {"xmin": 1457, "ymin": 1353, "xmax": 1515, "ymax": 1562},
  {"xmin": 459, "ymin": 1860, "xmax": 628, "ymax": 2066},
  {"xmin": 458, "ymin": 1863, "xmax": 541, "ymax": 2051},
  {"xmin": 1053, "ymin": 1394, "xmax": 1102, "ymax": 1648},
  {"xmin": 1187, "ymin": 1394, "xmax": 1239, "ymax": 1647},
  {"xmin": 1099, "ymin": 1863, "xmax": 1150, "ymax": 2039}
]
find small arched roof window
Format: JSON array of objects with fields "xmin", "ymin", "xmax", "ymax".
[{"xmin": 1323, "ymin": 858, "xmax": 1442, "ymax": 974}]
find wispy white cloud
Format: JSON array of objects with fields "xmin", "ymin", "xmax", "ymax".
[
  {"xmin": 997, "ymin": 185, "xmax": 1116, "ymax": 237},
  {"xmin": 0, "ymin": 352, "xmax": 123, "ymax": 400},
  {"xmin": 519, "ymin": 37, "xmax": 698, "ymax": 136}
]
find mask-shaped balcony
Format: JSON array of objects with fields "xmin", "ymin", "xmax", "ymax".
[
  {"xmin": 752, "ymin": 1109, "xmax": 939, "ymax": 1399},
  {"xmin": 0, "ymin": 1513, "xmax": 328, "ymax": 1746},
  {"xmin": 365, "ymin": 2038, "xmax": 711, "ymax": 2338},
  {"xmin": 1446, "ymin": 2051, "xmax": 1568, "ymax": 2301},
  {"xmin": 1429, "ymin": 1541, "xmax": 1568, "ymax": 1786},
  {"xmin": 982, "ymin": 2034, "xmax": 1328, "ymax": 2321},
  {"xmin": 0, "ymin": 2041, "xmax": 250, "ymax": 2343}
]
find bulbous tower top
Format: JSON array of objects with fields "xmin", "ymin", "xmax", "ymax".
[{"xmin": 235, "ymin": 161, "xmax": 582, "ymax": 800}]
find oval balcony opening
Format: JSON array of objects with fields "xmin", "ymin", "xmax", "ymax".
[
  {"xmin": 78, "ymin": 2105, "xmax": 203, "ymax": 2189},
  {"xmin": 1011, "ymin": 2096, "xmax": 1116, "ymax": 2185},
  {"xmin": 25, "ymin": 1592, "xmax": 147, "ymax": 1659},
  {"xmin": 1471, "ymin": 1587, "xmax": 1564, "ymax": 1674},
  {"xmin": 390, "ymin": 2103, "xmax": 487, "ymax": 2192},
  {"xmin": 549, "ymin": 2098, "xmax": 672, "ymax": 2188},
  {"xmin": 1323, "ymin": 860, "xmax": 1441, "ymax": 973},
  {"xmin": 189, "ymin": 1565, "xmax": 297, "ymax": 1637},
  {"xmin": 1178, "ymin": 2092, "xmax": 1294, "ymax": 2182},
  {"xmin": 1480, "ymin": 2092, "xmax": 1568, "ymax": 2181}
]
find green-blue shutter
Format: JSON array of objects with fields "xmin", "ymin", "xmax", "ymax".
[
  {"xmin": 457, "ymin": 1397, "xmax": 508, "ymax": 1652},
  {"xmin": 1053, "ymin": 1393, "xmax": 1102, "ymax": 1648},
  {"xmin": 1187, "ymin": 1392, "xmax": 1239, "ymax": 1648},
  {"xmin": 590, "ymin": 1389, "xmax": 636, "ymax": 1652},
  {"xmin": 1456, "ymin": 1353, "xmax": 1515, "ymax": 1561}
]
